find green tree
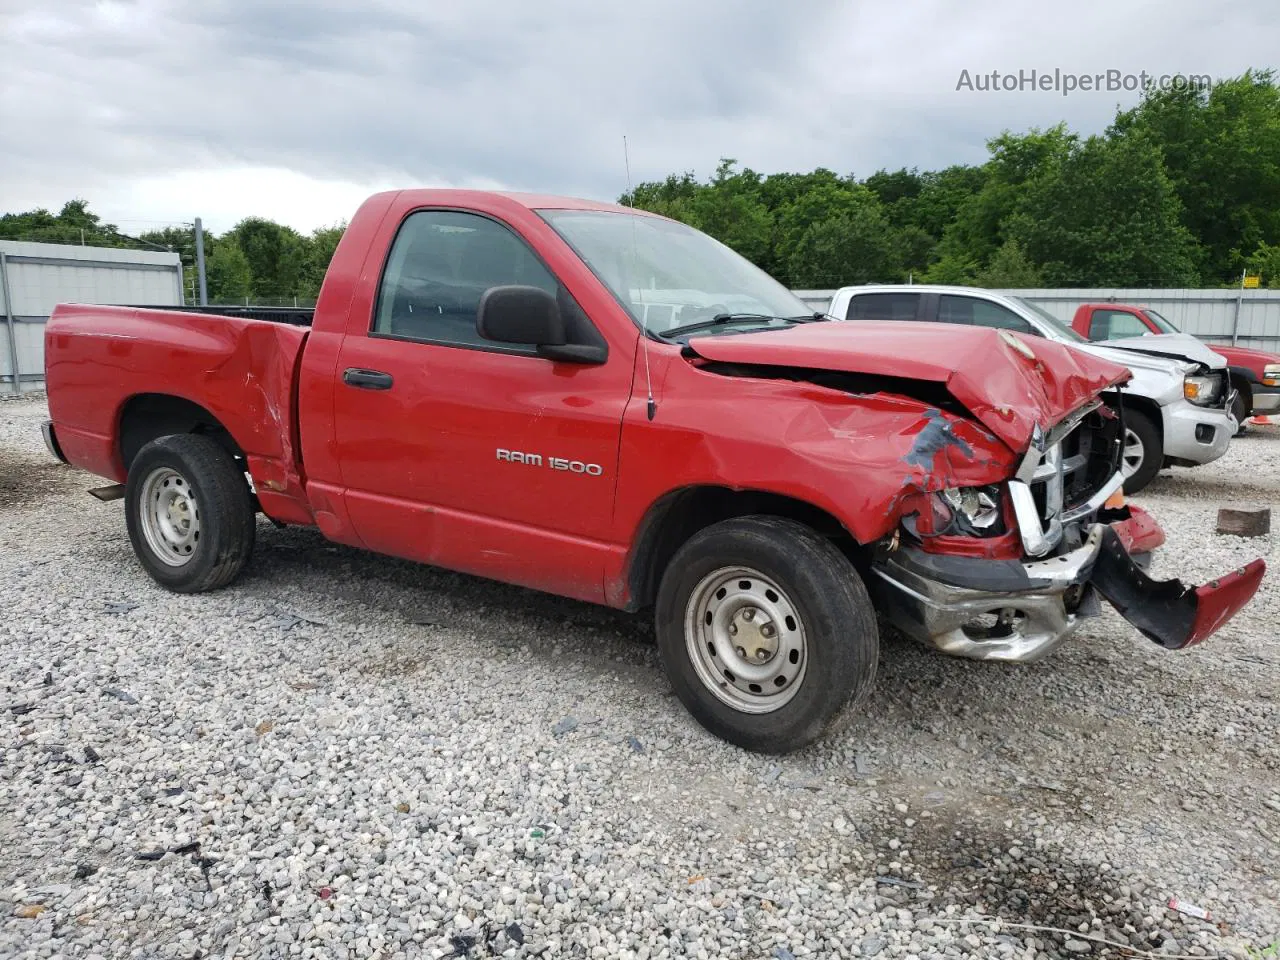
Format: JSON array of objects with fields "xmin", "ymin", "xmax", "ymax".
[
  {"xmin": 936, "ymin": 125, "xmax": 1076, "ymax": 270},
  {"xmin": 226, "ymin": 217, "xmax": 305, "ymax": 299},
  {"xmin": 1006, "ymin": 132, "xmax": 1199, "ymax": 286},
  {"xmin": 684, "ymin": 160, "xmax": 771, "ymax": 264},
  {"xmin": 0, "ymin": 199, "xmax": 132, "ymax": 247},
  {"xmin": 893, "ymin": 225, "xmax": 936, "ymax": 280},
  {"xmin": 977, "ymin": 239, "xmax": 1043, "ymax": 287},
  {"xmin": 903, "ymin": 165, "xmax": 988, "ymax": 241},
  {"xmin": 1112, "ymin": 70, "xmax": 1280, "ymax": 282},
  {"xmin": 299, "ymin": 224, "xmax": 346, "ymax": 298},
  {"xmin": 785, "ymin": 203, "xmax": 899, "ymax": 287},
  {"xmin": 204, "ymin": 238, "xmax": 252, "ymax": 302},
  {"xmin": 1246, "ymin": 241, "xmax": 1280, "ymax": 287},
  {"xmin": 921, "ymin": 253, "xmax": 979, "ymax": 285}
]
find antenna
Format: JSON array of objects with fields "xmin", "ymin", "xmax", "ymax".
[{"xmin": 624, "ymin": 135, "xmax": 657, "ymax": 421}]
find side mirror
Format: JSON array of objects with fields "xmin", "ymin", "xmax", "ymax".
[
  {"xmin": 477, "ymin": 285, "xmax": 565, "ymax": 346},
  {"xmin": 476, "ymin": 284, "xmax": 607, "ymax": 364}
]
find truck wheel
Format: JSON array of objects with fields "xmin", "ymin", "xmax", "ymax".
[
  {"xmin": 1119, "ymin": 409, "xmax": 1161, "ymax": 495},
  {"xmin": 1230, "ymin": 390, "xmax": 1249, "ymax": 435},
  {"xmin": 124, "ymin": 434, "xmax": 255, "ymax": 593},
  {"xmin": 654, "ymin": 516, "xmax": 878, "ymax": 753}
]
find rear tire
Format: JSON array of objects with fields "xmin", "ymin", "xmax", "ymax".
[
  {"xmin": 124, "ymin": 434, "xmax": 255, "ymax": 593},
  {"xmin": 654, "ymin": 516, "xmax": 878, "ymax": 753},
  {"xmin": 1120, "ymin": 409, "xmax": 1161, "ymax": 495}
]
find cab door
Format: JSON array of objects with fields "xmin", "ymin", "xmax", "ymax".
[{"xmin": 330, "ymin": 209, "xmax": 633, "ymax": 602}]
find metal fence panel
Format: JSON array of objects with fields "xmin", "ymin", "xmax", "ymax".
[{"xmin": 0, "ymin": 240, "xmax": 182, "ymax": 392}]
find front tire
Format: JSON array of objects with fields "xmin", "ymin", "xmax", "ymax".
[
  {"xmin": 124, "ymin": 434, "xmax": 255, "ymax": 593},
  {"xmin": 1120, "ymin": 409, "xmax": 1162, "ymax": 495},
  {"xmin": 654, "ymin": 516, "xmax": 878, "ymax": 753}
]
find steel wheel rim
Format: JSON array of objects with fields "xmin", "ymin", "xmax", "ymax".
[
  {"xmin": 139, "ymin": 467, "xmax": 200, "ymax": 567},
  {"xmin": 684, "ymin": 566, "xmax": 807, "ymax": 714},
  {"xmin": 1121, "ymin": 427, "xmax": 1145, "ymax": 479}
]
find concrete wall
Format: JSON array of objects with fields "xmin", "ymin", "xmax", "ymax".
[
  {"xmin": 0, "ymin": 240, "xmax": 183, "ymax": 392},
  {"xmin": 792, "ymin": 287, "xmax": 1280, "ymax": 353}
]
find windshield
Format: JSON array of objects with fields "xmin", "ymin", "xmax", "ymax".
[
  {"xmin": 539, "ymin": 209, "xmax": 811, "ymax": 337},
  {"xmin": 1143, "ymin": 308, "xmax": 1181, "ymax": 333},
  {"xmin": 1013, "ymin": 298, "xmax": 1087, "ymax": 343}
]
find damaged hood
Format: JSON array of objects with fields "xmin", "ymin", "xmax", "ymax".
[
  {"xmin": 685, "ymin": 321, "xmax": 1130, "ymax": 452},
  {"xmin": 1092, "ymin": 333, "xmax": 1226, "ymax": 370}
]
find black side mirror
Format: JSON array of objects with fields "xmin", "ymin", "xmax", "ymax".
[
  {"xmin": 477, "ymin": 285, "xmax": 565, "ymax": 346},
  {"xmin": 477, "ymin": 285, "xmax": 607, "ymax": 364}
]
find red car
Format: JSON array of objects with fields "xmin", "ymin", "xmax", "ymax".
[
  {"xmin": 1071, "ymin": 303, "xmax": 1280, "ymax": 427},
  {"xmin": 39, "ymin": 190, "xmax": 1266, "ymax": 753}
]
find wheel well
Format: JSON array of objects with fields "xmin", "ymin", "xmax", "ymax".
[
  {"xmin": 118, "ymin": 394, "xmax": 243, "ymax": 473},
  {"xmin": 626, "ymin": 487, "xmax": 866, "ymax": 611},
  {"xmin": 1229, "ymin": 372, "xmax": 1253, "ymax": 413},
  {"xmin": 1116, "ymin": 394, "xmax": 1163, "ymax": 441}
]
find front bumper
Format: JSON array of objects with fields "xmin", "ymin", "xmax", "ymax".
[
  {"xmin": 872, "ymin": 506, "xmax": 1265, "ymax": 662},
  {"xmin": 1162, "ymin": 397, "xmax": 1233, "ymax": 466},
  {"xmin": 1250, "ymin": 383, "xmax": 1280, "ymax": 413}
]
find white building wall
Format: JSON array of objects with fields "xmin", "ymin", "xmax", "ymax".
[{"xmin": 0, "ymin": 240, "xmax": 183, "ymax": 392}]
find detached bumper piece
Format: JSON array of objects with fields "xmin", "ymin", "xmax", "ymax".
[
  {"xmin": 1089, "ymin": 526, "xmax": 1266, "ymax": 649},
  {"xmin": 873, "ymin": 507, "xmax": 1265, "ymax": 661}
]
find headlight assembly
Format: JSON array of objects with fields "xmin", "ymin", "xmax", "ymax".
[
  {"xmin": 1183, "ymin": 373, "xmax": 1223, "ymax": 406},
  {"xmin": 930, "ymin": 485, "xmax": 1004, "ymax": 537},
  {"xmin": 1264, "ymin": 364, "xmax": 1280, "ymax": 388}
]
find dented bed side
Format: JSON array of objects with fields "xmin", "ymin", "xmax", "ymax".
[{"xmin": 44, "ymin": 304, "xmax": 314, "ymax": 524}]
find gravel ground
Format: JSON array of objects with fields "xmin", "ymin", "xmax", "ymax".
[{"xmin": 1, "ymin": 395, "xmax": 1277, "ymax": 960}]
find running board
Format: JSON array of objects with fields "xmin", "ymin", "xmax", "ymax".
[{"xmin": 88, "ymin": 484, "xmax": 125, "ymax": 502}]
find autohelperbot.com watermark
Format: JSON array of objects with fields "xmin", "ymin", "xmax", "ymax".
[{"xmin": 955, "ymin": 68, "xmax": 1213, "ymax": 97}]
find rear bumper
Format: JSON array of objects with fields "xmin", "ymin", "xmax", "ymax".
[
  {"xmin": 41, "ymin": 420, "xmax": 68, "ymax": 464},
  {"xmin": 872, "ymin": 506, "xmax": 1264, "ymax": 662}
]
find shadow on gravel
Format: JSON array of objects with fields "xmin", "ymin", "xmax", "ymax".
[
  {"xmin": 862, "ymin": 804, "xmax": 1213, "ymax": 957},
  {"xmin": 239, "ymin": 521, "xmax": 1143, "ymax": 755},
  {"xmin": 0, "ymin": 446, "xmax": 84, "ymax": 509}
]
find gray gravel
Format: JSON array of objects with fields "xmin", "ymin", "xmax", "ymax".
[{"xmin": 2, "ymin": 396, "xmax": 1277, "ymax": 959}]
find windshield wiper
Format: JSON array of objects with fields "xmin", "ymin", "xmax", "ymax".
[{"xmin": 662, "ymin": 312, "xmax": 828, "ymax": 339}]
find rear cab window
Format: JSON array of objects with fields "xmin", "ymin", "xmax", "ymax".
[{"xmin": 845, "ymin": 292, "xmax": 921, "ymax": 321}]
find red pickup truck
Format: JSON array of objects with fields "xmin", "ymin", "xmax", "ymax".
[
  {"xmin": 1070, "ymin": 303, "xmax": 1280, "ymax": 426},
  {"xmin": 41, "ymin": 190, "xmax": 1265, "ymax": 752}
]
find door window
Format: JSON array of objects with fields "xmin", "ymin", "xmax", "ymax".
[
  {"xmin": 1088, "ymin": 310, "xmax": 1149, "ymax": 340},
  {"xmin": 372, "ymin": 211, "xmax": 560, "ymax": 353}
]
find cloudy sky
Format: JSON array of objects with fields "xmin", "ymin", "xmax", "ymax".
[{"xmin": 2, "ymin": 0, "xmax": 1274, "ymax": 234}]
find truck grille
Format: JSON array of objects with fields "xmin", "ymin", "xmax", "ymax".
[
  {"xmin": 1034, "ymin": 406, "xmax": 1121, "ymax": 523},
  {"xmin": 1011, "ymin": 401, "xmax": 1123, "ymax": 556}
]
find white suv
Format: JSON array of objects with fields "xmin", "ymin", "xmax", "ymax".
[{"xmin": 828, "ymin": 285, "xmax": 1236, "ymax": 494}]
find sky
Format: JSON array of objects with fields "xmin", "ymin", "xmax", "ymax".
[{"xmin": 2, "ymin": 0, "xmax": 1275, "ymax": 235}]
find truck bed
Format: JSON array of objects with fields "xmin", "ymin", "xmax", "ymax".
[
  {"xmin": 128, "ymin": 304, "xmax": 316, "ymax": 326},
  {"xmin": 44, "ymin": 303, "xmax": 312, "ymax": 522}
]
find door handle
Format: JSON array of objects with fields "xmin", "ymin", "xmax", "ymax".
[{"xmin": 343, "ymin": 368, "xmax": 394, "ymax": 390}]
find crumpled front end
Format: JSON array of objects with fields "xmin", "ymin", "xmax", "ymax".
[{"xmin": 872, "ymin": 400, "xmax": 1266, "ymax": 661}]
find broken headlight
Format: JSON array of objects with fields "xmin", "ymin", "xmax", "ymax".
[{"xmin": 930, "ymin": 485, "xmax": 1004, "ymax": 536}]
